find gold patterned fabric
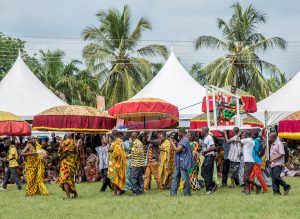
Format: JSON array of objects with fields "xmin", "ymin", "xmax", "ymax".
[
  {"xmin": 58, "ymin": 139, "xmax": 78, "ymax": 193},
  {"xmin": 158, "ymin": 139, "xmax": 175, "ymax": 188},
  {"xmin": 189, "ymin": 142, "xmax": 201, "ymax": 190},
  {"xmin": 0, "ymin": 111, "xmax": 24, "ymax": 121},
  {"xmin": 25, "ymin": 153, "xmax": 48, "ymax": 196},
  {"xmin": 37, "ymin": 105, "xmax": 114, "ymax": 117},
  {"xmin": 108, "ymin": 138, "xmax": 127, "ymax": 190},
  {"xmin": 283, "ymin": 111, "xmax": 300, "ymax": 120}
]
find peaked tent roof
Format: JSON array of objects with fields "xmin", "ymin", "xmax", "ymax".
[
  {"xmin": 0, "ymin": 55, "xmax": 68, "ymax": 120},
  {"xmin": 253, "ymin": 71, "xmax": 300, "ymax": 125},
  {"xmin": 133, "ymin": 52, "xmax": 206, "ymax": 119}
]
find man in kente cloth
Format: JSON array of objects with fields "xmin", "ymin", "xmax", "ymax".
[
  {"xmin": 108, "ymin": 130, "xmax": 127, "ymax": 195},
  {"xmin": 58, "ymin": 134, "xmax": 79, "ymax": 199}
]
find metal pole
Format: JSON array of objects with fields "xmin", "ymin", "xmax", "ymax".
[
  {"xmin": 236, "ymin": 96, "xmax": 240, "ymax": 128},
  {"xmin": 210, "ymin": 85, "xmax": 240, "ymax": 98},
  {"xmin": 212, "ymin": 88, "xmax": 217, "ymax": 127},
  {"xmin": 266, "ymin": 128, "xmax": 270, "ymax": 160},
  {"xmin": 264, "ymin": 111, "xmax": 270, "ymax": 160},
  {"xmin": 205, "ymin": 86, "xmax": 210, "ymax": 129}
]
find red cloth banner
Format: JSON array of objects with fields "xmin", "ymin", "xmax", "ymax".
[
  {"xmin": 33, "ymin": 115, "xmax": 116, "ymax": 132},
  {"xmin": 202, "ymin": 96, "xmax": 257, "ymax": 113},
  {"xmin": 0, "ymin": 121, "xmax": 31, "ymax": 136}
]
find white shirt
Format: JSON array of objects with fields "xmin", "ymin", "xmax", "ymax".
[
  {"xmin": 228, "ymin": 135, "xmax": 242, "ymax": 162},
  {"xmin": 241, "ymin": 138, "xmax": 255, "ymax": 163},
  {"xmin": 202, "ymin": 135, "xmax": 215, "ymax": 156},
  {"xmin": 95, "ymin": 145, "xmax": 109, "ymax": 170}
]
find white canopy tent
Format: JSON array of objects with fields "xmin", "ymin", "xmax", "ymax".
[
  {"xmin": 254, "ymin": 71, "xmax": 300, "ymax": 126},
  {"xmin": 0, "ymin": 54, "xmax": 68, "ymax": 120},
  {"xmin": 133, "ymin": 51, "xmax": 206, "ymax": 122}
]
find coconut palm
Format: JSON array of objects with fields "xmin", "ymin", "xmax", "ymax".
[
  {"xmin": 195, "ymin": 2, "xmax": 286, "ymax": 100},
  {"xmin": 267, "ymin": 72, "xmax": 288, "ymax": 93},
  {"xmin": 189, "ymin": 62, "xmax": 209, "ymax": 86},
  {"xmin": 32, "ymin": 50, "xmax": 99, "ymax": 106},
  {"xmin": 82, "ymin": 5, "xmax": 168, "ymax": 107}
]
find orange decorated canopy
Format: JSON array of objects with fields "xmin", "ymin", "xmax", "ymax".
[
  {"xmin": 0, "ymin": 111, "xmax": 31, "ymax": 136},
  {"xmin": 278, "ymin": 111, "xmax": 300, "ymax": 140},
  {"xmin": 108, "ymin": 98, "xmax": 179, "ymax": 129},
  {"xmin": 32, "ymin": 105, "xmax": 116, "ymax": 133},
  {"xmin": 202, "ymin": 86, "xmax": 257, "ymax": 113}
]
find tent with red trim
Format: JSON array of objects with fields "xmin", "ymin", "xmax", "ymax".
[
  {"xmin": 0, "ymin": 54, "xmax": 67, "ymax": 120},
  {"xmin": 132, "ymin": 51, "xmax": 206, "ymax": 120},
  {"xmin": 108, "ymin": 98, "xmax": 179, "ymax": 129},
  {"xmin": 254, "ymin": 71, "xmax": 300, "ymax": 126}
]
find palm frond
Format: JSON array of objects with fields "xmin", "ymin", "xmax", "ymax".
[
  {"xmin": 195, "ymin": 36, "xmax": 228, "ymax": 50},
  {"xmin": 130, "ymin": 18, "xmax": 151, "ymax": 45},
  {"xmin": 137, "ymin": 44, "xmax": 168, "ymax": 59},
  {"xmin": 250, "ymin": 37, "xmax": 287, "ymax": 52}
]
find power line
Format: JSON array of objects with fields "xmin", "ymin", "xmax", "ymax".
[{"xmin": 5, "ymin": 34, "xmax": 300, "ymax": 43}]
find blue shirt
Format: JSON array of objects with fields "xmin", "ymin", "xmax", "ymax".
[
  {"xmin": 252, "ymin": 138, "xmax": 262, "ymax": 164},
  {"xmin": 174, "ymin": 137, "xmax": 194, "ymax": 170}
]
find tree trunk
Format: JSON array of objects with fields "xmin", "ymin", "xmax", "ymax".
[{"xmin": 233, "ymin": 63, "xmax": 239, "ymax": 87}]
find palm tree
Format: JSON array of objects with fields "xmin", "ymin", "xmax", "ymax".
[
  {"xmin": 195, "ymin": 2, "xmax": 286, "ymax": 100},
  {"xmin": 267, "ymin": 72, "xmax": 287, "ymax": 93},
  {"xmin": 82, "ymin": 5, "xmax": 168, "ymax": 107},
  {"xmin": 189, "ymin": 62, "xmax": 209, "ymax": 86},
  {"xmin": 32, "ymin": 50, "xmax": 99, "ymax": 106}
]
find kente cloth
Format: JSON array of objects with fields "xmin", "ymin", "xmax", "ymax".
[
  {"xmin": 108, "ymin": 138, "xmax": 127, "ymax": 190},
  {"xmin": 158, "ymin": 139, "xmax": 175, "ymax": 187},
  {"xmin": 58, "ymin": 139, "xmax": 78, "ymax": 193},
  {"xmin": 25, "ymin": 153, "xmax": 49, "ymax": 196}
]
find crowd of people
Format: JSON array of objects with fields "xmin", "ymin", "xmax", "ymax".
[{"xmin": 0, "ymin": 127, "xmax": 299, "ymax": 199}]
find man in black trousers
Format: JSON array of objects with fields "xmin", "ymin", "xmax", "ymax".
[
  {"xmin": 201, "ymin": 127, "xmax": 217, "ymax": 195},
  {"xmin": 222, "ymin": 140, "xmax": 231, "ymax": 186}
]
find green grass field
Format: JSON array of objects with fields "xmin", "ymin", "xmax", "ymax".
[{"xmin": 1, "ymin": 179, "xmax": 299, "ymax": 219}]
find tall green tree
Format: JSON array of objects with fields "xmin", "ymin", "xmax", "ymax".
[
  {"xmin": 33, "ymin": 50, "xmax": 99, "ymax": 106},
  {"xmin": 0, "ymin": 33, "xmax": 27, "ymax": 79},
  {"xmin": 82, "ymin": 5, "xmax": 168, "ymax": 107},
  {"xmin": 195, "ymin": 2, "xmax": 286, "ymax": 100},
  {"xmin": 189, "ymin": 62, "xmax": 209, "ymax": 86},
  {"xmin": 267, "ymin": 72, "xmax": 287, "ymax": 93}
]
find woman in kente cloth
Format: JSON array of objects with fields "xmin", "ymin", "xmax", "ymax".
[
  {"xmin": 58, "ymin": 134, "xmax": 79, "ymax": 199},
  {"xmin": 84, "ymin": 148, "xmax": 98, "ymax": 182},
  {"xmin": 158, "ymin": 133, "xmax": 175, "ymax": 189},
  {"xmin": 188, "ymin": 133, "xmax": 201, "ymax": 190},
  {"xmin": 108, "ymin": 130, "xmax": 127, "ymax": 195},
  {"xmin": 123, "ymin": 132, "xmax": 132, "ymax": 191},
  {"xmin": 21, "ymin": 138, "xmax": 49, "ymax": 196},
  {"xmin": 218, "ymin": 86, "xmax": 245, "ymax": 123}
]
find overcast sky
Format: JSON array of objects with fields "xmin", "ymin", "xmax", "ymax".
[{"xmin": 1, "ymin": 0, "xmax": 300, "ymax": 77}]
